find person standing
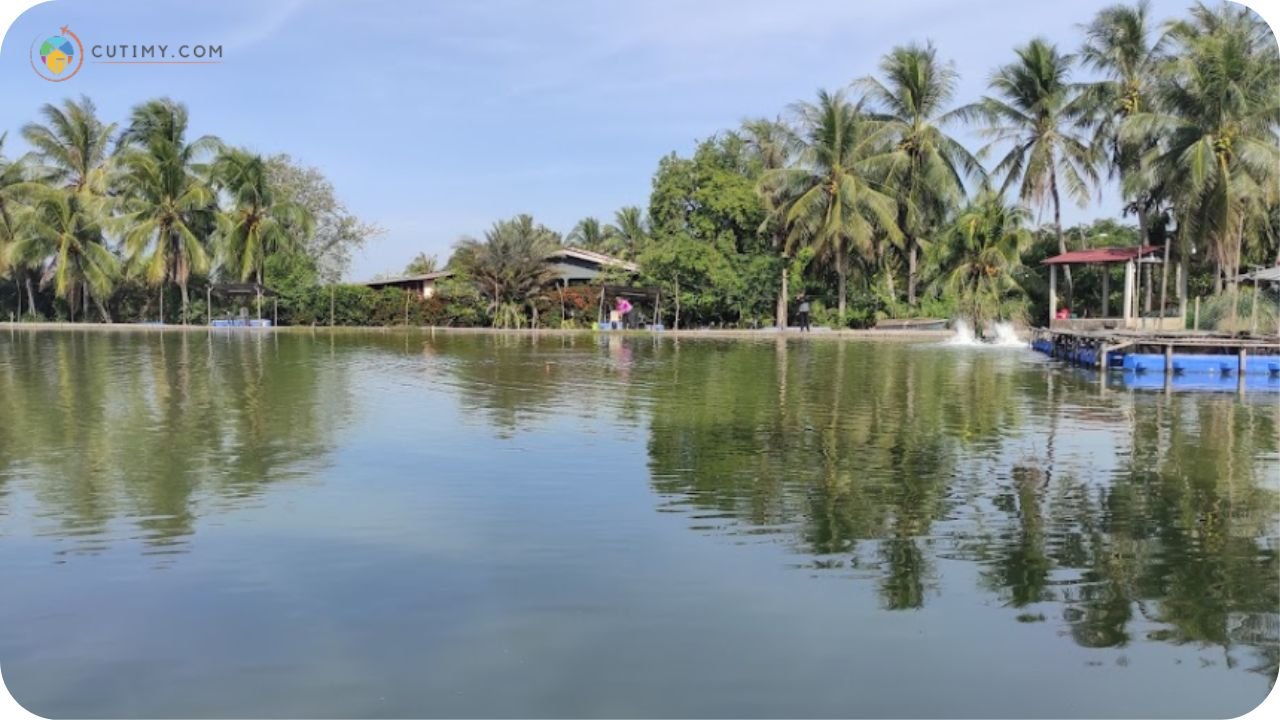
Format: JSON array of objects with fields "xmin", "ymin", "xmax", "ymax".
[{"xmin": 796, "ymin": 295, "xmax": 811, "ymax": 332}]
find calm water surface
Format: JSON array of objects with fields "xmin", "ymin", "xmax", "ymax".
[{"xmin": 0, "ymin": 329, "xmax": 1276, "ymax": 718}]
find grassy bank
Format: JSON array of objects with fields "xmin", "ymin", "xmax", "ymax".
[{"xmin": 0, "ymin": 322, "xmax": 954, "ymax": 342}]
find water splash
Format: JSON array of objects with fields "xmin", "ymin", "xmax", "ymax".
[
  {"xmin": 945, "ymin": 319, "xmax": 981, "ymax": 346},
  {"xmin": 944, "ymin": 319, "xmax": 1024, "ymax": 347},
  {"xmin": 990, "ymin": 321, "xmax": 1024, "ymax": 347}
]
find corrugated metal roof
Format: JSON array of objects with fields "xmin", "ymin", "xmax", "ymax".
[
  {"xmin": 1237, "ymin": 266, "xmax": 1280, "ymax": 283},
  {"xmin": 1041, "ymin": 245, "xmax": 1162, "ymax": 265},
  {"xmin": 549, "ymin": 247, "xmax": 641, "ymax": 273},
  {"xmin": 360, "ymin": 270, "xmax": 454, "ymax": 286}
]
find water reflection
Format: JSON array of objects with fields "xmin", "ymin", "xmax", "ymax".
[
  {"xmin": 0, "ymin": 330, "xmax": 349, "ymax": 557},
  {"xmin": 639, "ymin": 338, "xmax": 1279, "ymax": 676},
  {"xmin": 1, "ymin": 330, "xmax": 1276, "ymax": 715}
]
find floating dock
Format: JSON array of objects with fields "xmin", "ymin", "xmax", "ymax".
[{"xmin": 1031, "ymin": 328, "xmax": 1280, "ymax": 388}]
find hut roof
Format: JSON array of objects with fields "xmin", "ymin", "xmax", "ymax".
[
  {"xmin": 1041, "ymin": 245, "xmax": 1162, "ymax": 266},
  {"xmin": 211, "ymin": 283, "xmax": 278, "ymax": 298}
]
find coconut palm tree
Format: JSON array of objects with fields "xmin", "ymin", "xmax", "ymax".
[
  {"xmin": 1078, "ymin": 1, "xmax": 1163, "ymax": 226},
  {"xmin": 403, "ymin": 252, "xmax": 438, "ymax": 276},
  {"xmin": 929, "ymin": 187, "xmax": 1031, "ymax": 332},
  {"xmin": 0, "ymin": 134, "xmax": 32, "ymax": 315},
  {"xmin": 567, "ymin": 216, "xmax": 611, "ymax": 252},
  {"xmin": 961, "ymin": 39, "xmax": 1098, "ymax": 299},
  {"xmin": 856, "ymin": 42, "xmax": 984, "ymax": 305},
  {"xmin": 605, "ymin": 206, "xmax": 649, "ymax": 259},
  {"xmin": 768, "ymin": 90, "xmax": 901, "ymax": 319},
  {"xmin": 9, "ymin": 186, "xmax": 118, "ymax": 322},
  {"xmin": 21, "ymin": 96, "xmax": 116, "ymax": 195},
  {"xmin": 1124, "ymin": 2, "xmax": 1280, "ymax": 295},
  {"xmin": 114, "ymin": 99, "xmax": 220, "ymax": 323},
  {"xmin": 451, "ymin": 214, "xmax": 560, "ymax": 327},
  {"xmin": 17, "ymin": 97, "xmax": 116, "ymax": 317},
  {"xmin": 743, "ymin": 117, "xmax": 799, "ymax": 327},
  {"xmin": 211, "ymin": 148, "xmax": 313, "ymax": 286}
]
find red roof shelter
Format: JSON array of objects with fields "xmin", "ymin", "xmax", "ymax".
[
  {"xmin": 1040, "ymin": 245, "xmax": 1183, "ymax": 330},
  {"xmin": 1041, "ymin": 245, "xmax": 1161, "ymax": 266}
]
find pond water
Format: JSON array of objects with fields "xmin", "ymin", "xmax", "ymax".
[{"xmin": 0, "ymin": 329, "xmax": 1276, "ymax": 718}]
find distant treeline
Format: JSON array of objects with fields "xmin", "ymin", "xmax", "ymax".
[{"xmin": 1, "ymin": 1, "xmax": 1276, "ymax": 330}]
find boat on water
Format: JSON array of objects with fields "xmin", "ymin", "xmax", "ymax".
[{"xmin": 874, "ymin": 318, "xmax": 949, "ymax": 331}]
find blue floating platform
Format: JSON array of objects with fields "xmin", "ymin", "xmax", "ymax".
[
  {"xmin": 1122, "ymin": 352, "xmax": 1279, "ymax": 376},
  {"xmin": 211, "ymin": 319, "xmax": 273, "ymax": 328}
]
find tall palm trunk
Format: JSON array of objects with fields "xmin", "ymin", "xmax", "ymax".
[
  {"xmin": 907, "ymin": 241, "xmax": 919, "ymax": 305},
  {"xmin": 776, "ymin": 262, "xmax": 789, "ymax": 329},
  {"xmin": 673, "ymin": 276, "xmax": 681, "ymax": 331},
  {"xmin": 1143, "ymin": 264, "xmax": 1152, "ymax": 313},
  {"xmin": 1158, "ymin": 237, "xmax": 1171, "ymax": 329},
  {"xmin": 836, "ymin": 242, "xmax": 848, "ymax": 320},
  {"xmin": 95, "ymin": 294, "xmax": 112, "ymax": 323},
  {"xmin": 1050, "ymin": 172, "xmax": 1072, "ymax": 299},
  {"xmin": 24, "ymin": 274, "xmax": 36, "ymax": 317}
]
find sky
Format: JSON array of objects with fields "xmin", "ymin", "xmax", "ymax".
[{"xmin": 0, "ymin": 0, "xmax": 1269, "ymax": 280}]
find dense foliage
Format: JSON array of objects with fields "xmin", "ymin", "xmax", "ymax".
[{"xmin": 1, "ymin": 1, "xmax": 1276, "ymax": 331}]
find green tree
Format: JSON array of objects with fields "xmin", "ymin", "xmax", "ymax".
[
  {"xmin": 768, "ymin": 90, "xmax": 901, "ymax": 318},
  {"xmin": 10, "ymin": 186, "xmax": 118, "ymax": 322},
  {"xmin": 646, "ymin": 133, "xmax": 771, "ymax": 326},
  {"xmin": 265, "ymin": 154, "xmax": 385, "ymax": 284},
  {"xmin": 403, "ymin": 252, "xmax": 438, "ymax": 276},
  {"xmin": 1124, "ymin": 2, "xmax": 1279, "ymax": 297},
  {"xmin": 743, "ymin": 117, "xmax": 799, "ymax": 327},
  {"xmin": 17, "ymin": 97, "xmax": 117, "ymax": 317},
  {"xmin": 450, "ymin": 214, "xmax": 560, "ymax": 327},
  {"xmin": 567, "ymin": 216, "xmax": 612, "ymax": 252},
  {"xmin": 930, "ymin": 187, "xmax": 1031, "ymax": 332},
  {"xmin": 0, "ymin": 133, "xmax": 30, "ymax": 314},
  {"xmin": 605, "ymin": 206, "xmax": 649, "ymax": 258},
  {"xmin": 115, "ymin": 98, "xmax": 220, "ymax": 323},
  {"xmin": 1078, "ymin": 1, "xmax": 1164, "ymax": 236},
  {"xmin": 856, "ymin": 42, "xmax": 983, "ymax": 305},
  {"xmin": 21, "ymin": 96, "xmax": 116, "ymax": 194},
  {"xmin": 211, "ymin": 148, "xmax": 314, "ymax": 286},
  {"xmin": 962, "ymin": 39, "xmax": 1098, "ymax": 300}
]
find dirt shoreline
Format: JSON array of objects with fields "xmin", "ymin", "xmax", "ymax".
[{"xmin": 1, "ymin": 322, "xmax": 957, "ymax": 341}]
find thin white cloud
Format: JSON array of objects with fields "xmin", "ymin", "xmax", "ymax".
[{"xmin": 221, "ymin": 0, "xmax": 307, "ymax": 51}]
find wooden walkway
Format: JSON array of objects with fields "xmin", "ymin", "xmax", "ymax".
[{"xmin": 1032, "ymin": 327, "xmax": 1280, "ymax": 373}]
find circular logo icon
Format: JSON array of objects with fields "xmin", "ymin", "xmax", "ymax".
[{"xmin": 31, "ymin": 26, "xmax": 84, "ymax": 82}]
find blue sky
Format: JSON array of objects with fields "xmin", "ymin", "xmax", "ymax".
[{"xmin": 0, "ymin": 0, "xmax": 1238, "ymax": 279}]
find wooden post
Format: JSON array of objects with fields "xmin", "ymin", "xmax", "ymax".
[
  {"xmin": 1239, "ymin": 348, "xmax": 1247, "ymax": 395},
  {"xmin": 207, "ymin": 286, "xmax": 212, "ymax": 325},
  {"xmin": 1101, "ymin": 268, "xmax": 1110, "ymax": 318},
  {"xmin": 1249, "ymin": 283, "xmax": 1259, "ymax": 335},
  {"xmin": 1135, "ymin": 259, "xmax": 1144, "ymax": 329},
  {"xmin": 1193, "ymin": 296, "xmax": 1200, "ymax": 331},
  {"xmin": 330, "ymin": 285, "xmax": 336, "ymax": 327},
  {"xmin": 1098, "ymin": 343, "xmax": 1109, "ymax": 388},
  {"xmin": 256, "ymin": 288, "xmax": 262, "ymax": 320},
  {"xmin": 1178, "ymin": 259, "xmax": 1188, "ymax": 322},
  {"xmin": 273, "ymin": 298, "xmax": 278, "ymax": 327},
  {"xmin": 1048, "ymin": 264, "xmax": 1057, "ymax": 326},
  {"xmin": 1123, "ymin": 260, "xmax": 1135, "ymax": 326},
  {"xmin": 404, "ymin": 289, "xmax": 409, "ymax": 326},
  {"xmin": 1165, "ymin": 344, "xmax": 1173, "ymax": 373}
]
